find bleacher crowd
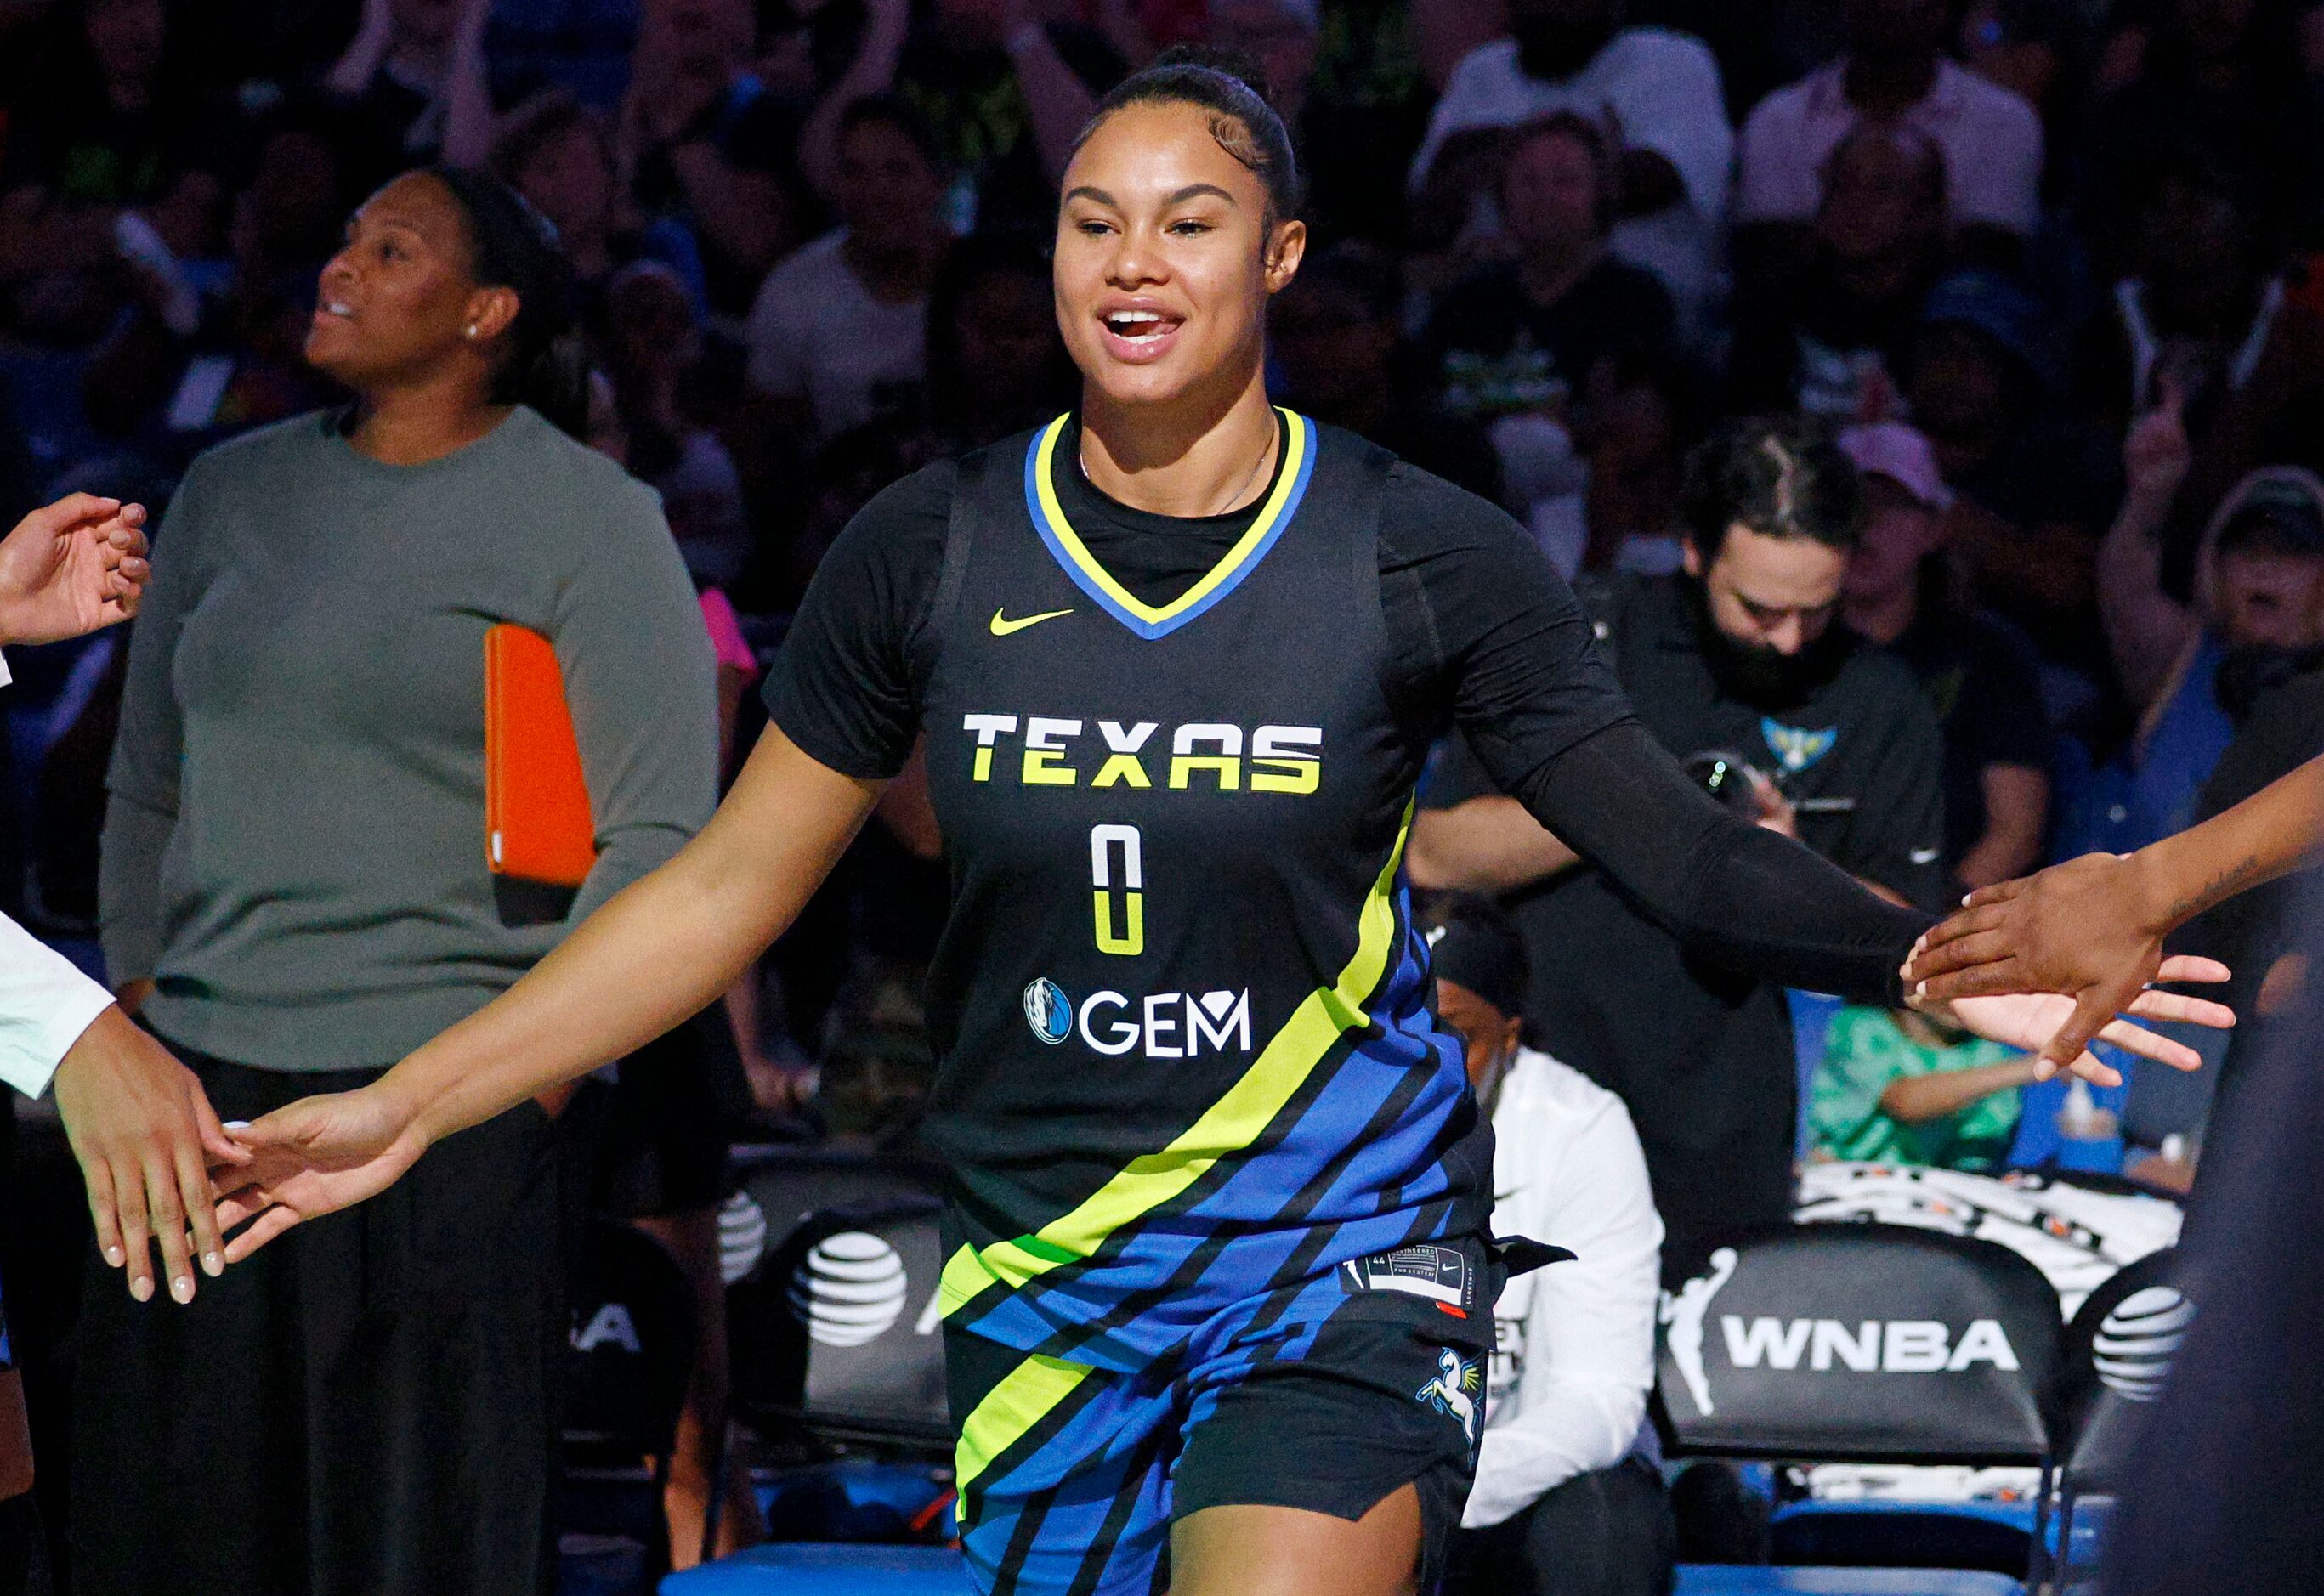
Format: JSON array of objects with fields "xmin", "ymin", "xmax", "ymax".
[{"xmin": 3, "ymin": 0, "xmax": 2320, "ymax": 1591}]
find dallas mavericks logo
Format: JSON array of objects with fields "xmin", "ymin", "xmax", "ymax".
[
  {"xmin": 1415, "ymin": 1348, "xmax": 1483, "ymax": 1445},
  {"xmin": 1761, "ymin": 718, "xmax": 1838, "ymax": 774},
  {"xmin": 1023, "ymin": 978, "xmax": 1073, "ymax": 1045}
]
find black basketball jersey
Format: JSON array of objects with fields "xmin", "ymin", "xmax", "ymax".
[{"xmin": 922, "ymin": 411, "xmax": 1494, "ymax": 1371}]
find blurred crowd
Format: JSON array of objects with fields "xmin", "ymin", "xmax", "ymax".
[{"xmin": 8, "ymin": 0, "xmax": 2324, "ymax": 1290}]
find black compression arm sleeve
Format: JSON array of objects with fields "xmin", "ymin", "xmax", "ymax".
[{"xmin": 1515, "ymin": 721, "xmax": 1936, "ymax": 1005}]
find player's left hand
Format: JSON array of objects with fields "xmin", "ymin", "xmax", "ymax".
[
  {"xmin": 1907, "ymin": 987, "xmax": 2233, "ymax": 1088},
  {"xmin": 0, "ymin": 494, "xmax": 150, "ymax": 645},
  {"xmin": 211, "ymin": 1085, "xmax": 429, "ymax": 1262}
]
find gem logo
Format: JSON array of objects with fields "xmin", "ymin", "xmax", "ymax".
[
  {"xmin": 1023, "ymin": 977, "xmax": 1073, "ymax": 1045},
  {"xmin": 790, "ymin": 1231, "xmax": 909, "ymax": 1347},
  {"xmin": 2094, "ymin": 1286, "xmax": 2194, "ymax": 1401}
]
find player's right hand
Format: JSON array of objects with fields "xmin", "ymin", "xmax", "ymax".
[{"xmin": 212, "ymin": 1085, "xmax": 429, "ymax": 1262}]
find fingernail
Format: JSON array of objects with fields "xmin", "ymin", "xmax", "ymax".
[
  {"xmin": 203, "ymin": 1251, "xmax": 223, "ymax": 1276},
  {"xmin": 105, "ymin": 1244, "xmax": 125, "ymax": 1266},
  {"xmin": 131, "ymin": 1276, "xmax": 153, "ymax": 1303},
  {"xmin": 171, "ymin": 1276, "xmax": 193, "ymax": 1304}
]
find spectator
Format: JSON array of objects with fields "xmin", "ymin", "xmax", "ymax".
[
  {"xmin": 1209, "ymin": 0, "xmax": 1320, "ymax": 127},
  {"xmin": 478, "ymin": 90, "xmax": 711, "ymax": 326},
  {"xmin": 1418, "ymin": 893, "xmax": 1672, "ymax": 1596},
  {"xmin": 1907, "ymin": 269, "xmax": 2118, "ymax": 673},
  {"xmin": 1571, "ymin": 348, "xmax": 1709, "ymax": 575},
  {"xmin": 2088, "ymin": 394, "xmax": 2324, "ymax": 857},
  {"xmin": 804, "ymin": 0, "xmax": 1119, "ymax": 242},
  {"xmin": 325, "ymin": 0, "xmax": 490, "ymax": 184},
  {"xmin": 745, "ymin": 94, "xmax": 951, "ymax": 447},
  {"xmin": 1409, "ymin": 417, "xmax": 1947, "ymax": 1280},
  {"xmin": 2087, "ymin": 0, "xmax": 2324, "ymax": 240},
  {"xmin": 621, "ymin": 0, "xmax": 810, "ymax": 314},
  {"xmin": 606, "ymin": 260, "xmax": 751, "ymax": 587},
  {"xmin": 1728, "ymin": 121, "xmax": 1951, "ymax": 419},
  {"xmin": 1425, "ymin": 114, "xmax": 1675, "ymax": 431},
  {"xmin": 923, "ymin": 234, "xmax": 1076, "ymax": 454},
  {"xmin": 1273, "ymin": 241, "xmax": 1503, "ymax": 504},
  {"xmin": 76, "ymin": 110, "xmax": 351, "ymax": 467},
  {"xmin": 1811, "ymin": 1004, "xmax": 2037, "ymax": 1170},
  {"xmin": 1956, "ymin": 0, "xmax": 2085, "ymax": 121},
  {"xmin": 0, "ymin": 0, "xmax": 229, "ymax": 342},
  {"xmin": 1735, "ymin": 0, "xmax": 2043, "ymax": 254},
  {"xmin": 1839, "ymin": 421, "xmax": 2052, "ymax": 891},
  {"xmin": 1409, "ymin": 0, "xmax": 1732, "ymax": 324},
  {"xmin": 2079, "ymin": 152, "xmax": 2282, "ymax": 431}
]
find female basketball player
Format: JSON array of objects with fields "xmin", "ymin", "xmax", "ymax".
[{"xmin": 217, "ymin": 53, "xmax": 2228, "ymax": 1596}]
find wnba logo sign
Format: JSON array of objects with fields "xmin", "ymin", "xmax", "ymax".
[{"xmin": 1023, "ymin": 978, "xmax": 1073, "ymax": 1044}]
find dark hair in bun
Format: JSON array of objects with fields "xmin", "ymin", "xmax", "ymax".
[
  {"xmin": 427, "ymin": 164, "xmax": 590, "ymax": 439},
  {"xmin": 1073, "ymin": 44, "xmax": 1302, "ymax": 224}
]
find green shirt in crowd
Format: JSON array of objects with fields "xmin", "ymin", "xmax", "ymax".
[{"xmin": 1811, "ymin": 1005, "xmax": 2022, "ymax": 1171}]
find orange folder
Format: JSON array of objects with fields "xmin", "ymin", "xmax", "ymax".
[{"xmin": 484, "ymin": 624, "xmax": 598, "ymax": 888}]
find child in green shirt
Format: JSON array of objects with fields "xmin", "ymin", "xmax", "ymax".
[{"xmin": 1811, "ymin": 1005, "xmax": 2043, "ymax": 1171}]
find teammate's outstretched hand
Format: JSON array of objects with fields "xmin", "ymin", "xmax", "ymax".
[
  {"xmin": 1908, "ymin": 984, "xmax": 2231, "ymax": 1088},
  {"xmin": 1904, "ymin": 852, "xmax": 2234, "ymax": 1072},
  {"xmin": 0, "ymin": 494, "xmax": 149, "ymax": 645},
  {"xmin": 53, "ymin": 1006, "xmax": 247, "ymax": 1303},
  {"xmin": 212, "ymin": 1086, "xmax": 428, "ymax": 1261}
]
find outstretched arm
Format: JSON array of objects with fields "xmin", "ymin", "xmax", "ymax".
[
  {"xmin": 1907, "ymin": 754, "xmax": 2324, "ymax": 1065},
  {"xmin": 217, "ymin": 728, "xmax": 880, "ymax": 1256}
]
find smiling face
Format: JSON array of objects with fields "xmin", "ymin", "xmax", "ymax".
[
  {"xmin": 1053, "ymin": 99, "xmax": 1304, "ymax": 415},
  {"xmin": 305, "ymin": 173, "xmax": 515, "ymax": 400}
]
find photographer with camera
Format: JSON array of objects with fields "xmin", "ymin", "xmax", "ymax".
[{"xmin": 1410, "ymin": 416, "xmax": 1946, "ymax": 1280}]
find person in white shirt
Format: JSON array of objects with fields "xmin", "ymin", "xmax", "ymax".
[
  {"xmin": 1420, "ymin": 893, "xmax": 1674, "ymax": 1596},
  {"xmin": 1736, "ymin": 0, "xmax": 2043, "ymax": 243},
  {"xmin": 1409, "ymin": 0, "xmax": 1732, "ymax": 326},
  {"xmin": 0, "ymin": 491, "xmax": 240, "ymax": 1310},
  {"xmin": 743, "ymin": 96, "xmax": 952, "ymax": 447}
]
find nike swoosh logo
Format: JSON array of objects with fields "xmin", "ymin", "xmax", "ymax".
[{"xmin": 989, "ymin": 607, "xmax": 1074, "ymax": 637}]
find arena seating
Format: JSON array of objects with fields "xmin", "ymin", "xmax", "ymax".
[
  {"xmin": 562, "ymin": 1220, "xmax": 700, "ymax": 1571},
  {"xmin": 1657, "ymin": 1223, "xmax": 2064, "ymax": 1594},
  {"xmin": 2049, "ymin": 1248, "xmax": 2194, "ymax": 1585}
]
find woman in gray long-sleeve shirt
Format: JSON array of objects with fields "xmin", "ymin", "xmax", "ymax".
[{"xmin": 79, "ymin": 167, "xmax": 716, "ymax": 1596}]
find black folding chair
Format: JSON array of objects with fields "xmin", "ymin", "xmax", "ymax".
[
  {"xmin": 2049, "ymin": 1248, "xmax": 2194, "ymax": 1588},
  {"xmin": 1656, "ymin": 1224, "xmax": 2064, "ymax": 1594},
  {"xmin": 562, "ymin": 1219, "xmax": 700, "ymax": 1576}
]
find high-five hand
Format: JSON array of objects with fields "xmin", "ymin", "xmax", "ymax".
[
  {"xmin": 53, "ymin": 1007, "xmax": 248, "ymax": 1302},
  {"xmin": 1905, "ymin": 851, "xmax": 2235, "ymax": 1074},
  {"xmin": 211, "ymin": 1084, "xmax": 429, "ymax": 1261},
  {"xmin": 0, "ymin": 494, "xmax": 150, "ymax": 645}
]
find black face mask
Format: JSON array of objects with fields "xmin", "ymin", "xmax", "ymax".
[
  {"xmin": 2216, "ymin": 642, "xmax": 2324, "ymax": 722},
  {"xmin": 1511, "ymin": 8, "xmax": 1617, "ymax": 80},
  {"xmin": 1688, "ymin": 580, "xmax": 1851, "ymax": 710}
]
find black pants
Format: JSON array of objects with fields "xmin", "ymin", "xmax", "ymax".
[
  {"xmin": 70, "ymin": 1048, "xmax": 567, "ymax": 1596},
  {"xmin": 1444, "ymin": 1458, "xmax": 1676, "ymax": 1596}
]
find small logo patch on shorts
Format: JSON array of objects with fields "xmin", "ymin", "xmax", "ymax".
[
  {"xmin": 1415, "ymin": 1347, "xmax": 1484, "ymax": 1446},
  {"xmin": 1340, "ymin": 1242, "xmax": 1477, "ymax": 1317}
]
